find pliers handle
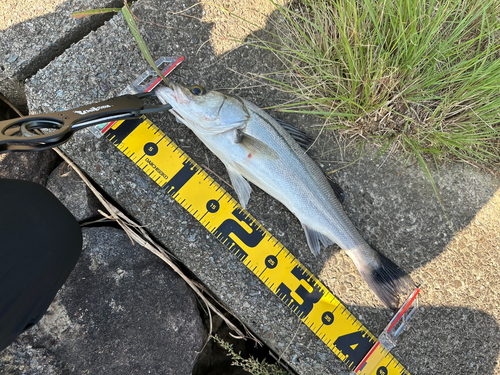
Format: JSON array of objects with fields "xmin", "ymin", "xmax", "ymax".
[{"xmin": 0, "ymin": 92, "xmax": 171, "ymax": 153}]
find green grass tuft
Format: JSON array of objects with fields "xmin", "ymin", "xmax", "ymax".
[{"xmin": 249, "ymin": 0, "xmax": 500, "ymax": 171}]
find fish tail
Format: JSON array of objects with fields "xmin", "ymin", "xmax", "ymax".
[{"xmin": 357, "ymin": 252, "xmax": 414, "ymax": 311}]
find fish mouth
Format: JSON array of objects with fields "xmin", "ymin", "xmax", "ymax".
[{"xmin": 155, "ymin": 84, "xmax": 191, "ymax": 123}]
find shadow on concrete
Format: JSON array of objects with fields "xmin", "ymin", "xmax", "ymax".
[{"xmin": 390, "ymin": 305, "xmax": 499, "ymax": 374}]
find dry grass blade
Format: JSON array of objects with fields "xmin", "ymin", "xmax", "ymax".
[
  {"xmin": 122, "ymin": 1, "xmax": 170, "ymax": 88},
  {"xmin": 52, "ymin": 146, "xmax": 260, "ymax": 346},
  {"xmin": 71, "ymin": 8, "xmax": 122, "ymax": 18}
]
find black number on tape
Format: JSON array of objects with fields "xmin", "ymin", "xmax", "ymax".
[
  {"xmin": 321, "ymin": 311, "xmax": 334, "ymax": 325},
  {"xmin": 276, "ymin": 266, "xmax": 323, "ymax": 318},
  {"xmin": 206, "ymin": 199, "xmax": 220, "ymax": 213},
  {"xmin": 164, "ymin": 160, "xmax": 197, "ymax": 196},
  {"xmin": 377, "ymin": 366, "xmax": 388, "ymax": 375},
  {"xmin": 334, "ymin": 331, "xmax": 374, "ymax": 369},
  {"xmin": 144, "ymin": 142, "xmax": 158, "ymax": 156},
  {"xmin": 214, "ymin": 209, "xmax": 265, "ymax": 261},
  {"xmin": 265, "ymin": 255, "xmax": 278, "ymax": 269}
]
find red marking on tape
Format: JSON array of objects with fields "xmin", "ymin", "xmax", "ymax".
[
  {"xmin": 353, "ymin": 288, "xmax": 420, "ymax": 373},
  {"xmin": 101, "ymin": 120, "xmax": 118, "ymax": 134},
  {"xmin": 388, "ymin": 288, "xmax": 420, "ymax": 333},
  {"xmin": 354, "ymin": 342, "xmax": 380, "ymax": 373},
  {"xmin": 145, "ymin": 56, "xmax": 184, "ymax": 92}
]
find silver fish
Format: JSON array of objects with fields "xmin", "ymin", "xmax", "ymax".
[{"xmin": 155, "ymin": 83, "xmax": 414, "ymax": 310}]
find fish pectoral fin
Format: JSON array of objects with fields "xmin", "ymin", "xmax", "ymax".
[
  {"xmin": 301, "ymin": 224, "xmax": 334, "ymax": 257},
  {"xmin": 226, "ymin": 166, "xmax": 252, "ymax": 209},
  {"xmin": 234, "ymin": 130, "xmax": 279, "ymax": 160}
]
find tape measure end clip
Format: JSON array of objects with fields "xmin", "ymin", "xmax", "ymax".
[{"xmin": 379, "ymin": 288, "xmax": 420, "ymax": 351}]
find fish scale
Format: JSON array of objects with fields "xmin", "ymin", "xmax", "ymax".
[{"xmin": 103, "ymin": 115, "xmax": 411, "ymax": 374}]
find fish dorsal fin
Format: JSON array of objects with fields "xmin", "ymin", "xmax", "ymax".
[
  {"xmin": 226, "ymin": 165, "xmax": 252, "ymax": 209},
  {"xmin": 301, "ymin": 224, "xmax": 334, "ymax": 257},
  {"xmin": 272, "ymin": 117, "xmax": 314, "ymax": 150},
  {"xmin": 326, "ymin": 176, "xmax": 345, "ymax": 204},
  {"xmin": 234, "ymin": 130, "xmax": 279, "ymax": 160}
]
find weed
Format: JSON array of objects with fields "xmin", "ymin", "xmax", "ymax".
[
  {"xmin": 212, "ymin": 335, "xmax": 289, "ymax": 375},
  {"xmin": 249, "ymin": 0, "xmax": 500, "ymax": 172}
]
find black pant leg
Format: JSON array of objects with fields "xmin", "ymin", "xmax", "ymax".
[{"xmin": 0, "ymin": 179, "xmax": 82, "ymax": 351}]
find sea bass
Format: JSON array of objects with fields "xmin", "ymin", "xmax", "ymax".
[{"xmin": 155, "ymin": 84, "xmax": 414, "ymax": 310}]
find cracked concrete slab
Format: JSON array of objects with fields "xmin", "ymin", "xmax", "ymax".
[
  {"xmin": 0, "ymin": 0, "xmax": 123, "ymax": 113},
  {"xmin": 20, "ymin": 0, "xmax": 500, "ymax": 374}
]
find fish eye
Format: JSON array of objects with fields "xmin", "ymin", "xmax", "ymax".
[{"xmin": 190, "ymin": 85, "xmax": 206, "ymax": 96}]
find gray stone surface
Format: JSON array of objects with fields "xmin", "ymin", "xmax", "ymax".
[
  {"xmin": 21, "ymin": 1, "xmax": 500, "ymax": 374},
  {"xmin": 0, "ymin": 78, "xmax": 27, "ymax": 115},
  {"xmin": 0, "ymin": 0, "xmax": 123, "ymax": 113},
  {"xmin": 0, "ymin": 227, "xmax": 204, "ymax": 375},
  {"xmin": 0, "ymin": 340, "xmax": 64, "ymax": 375},
  {"xmin": 0, "ymin": 150, "xmax": 58, "ymax": 185},
  {"xmin": 46, "ymin": 162, "xmax": 104, "ymax": 222}
]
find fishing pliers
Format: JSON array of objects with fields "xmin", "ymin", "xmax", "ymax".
[{"xmin": 0, "ymin": 92, "xmax": 173, "ymax": 154}]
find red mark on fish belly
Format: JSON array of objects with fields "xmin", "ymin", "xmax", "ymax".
[{"xmin": 247, "ymin": 153, "xmax": 252, "ymax": 159}]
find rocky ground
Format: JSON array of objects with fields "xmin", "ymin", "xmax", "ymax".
[{"xmin": 1, "ymin": 0, "xmax": 500, "ymax": 374}]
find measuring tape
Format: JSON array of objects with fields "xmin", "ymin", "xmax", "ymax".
[{"xmin": 101, "ymin": 114, "xmax": 415, "ymax": 374}]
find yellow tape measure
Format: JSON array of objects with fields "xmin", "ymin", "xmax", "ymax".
[{"xmin": 104, "ymin": 115, "xmax": 410, "ymax": 375}]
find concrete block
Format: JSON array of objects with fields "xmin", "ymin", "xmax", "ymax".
[{"xmin": 0, "ymin": 0, "xmax": 123, "ymax": 112}]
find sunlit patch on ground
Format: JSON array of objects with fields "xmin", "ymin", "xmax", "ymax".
[
  {"xmin": 200, "ymin": 0, "xmax": 285, "ymax": 56},
  {"xmin": 417, "ymin": 187, "xmax": 500, "ymax": 315},
  {"xmin": 0, "ymin": 0, "xmax": 69, "ymax": 30}
]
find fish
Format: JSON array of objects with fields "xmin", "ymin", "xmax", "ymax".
[{"xmin": 155, "ymin": 83, "xmax": 414, "ymax": 310}]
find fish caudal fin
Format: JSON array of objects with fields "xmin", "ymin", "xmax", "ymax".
[{"xmin": 358, "ymin": 252, "xmax": 414, "ymax": 311}]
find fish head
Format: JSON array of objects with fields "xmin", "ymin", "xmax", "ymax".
[{"xmin": 155, "ymin": 83, "xmax": 249, "ymax": 135}]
